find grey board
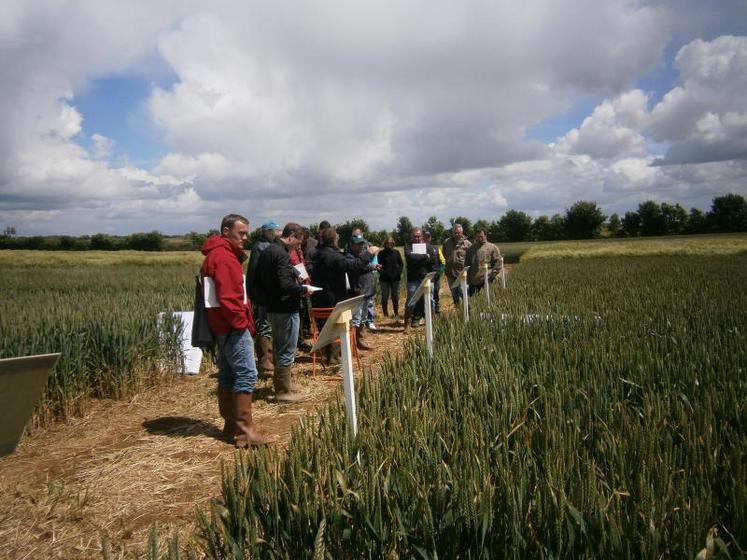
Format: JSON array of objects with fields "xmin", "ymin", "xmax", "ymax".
[{"xmin": 0, "ymin": 353, "xmax": 60, "ymax": 457}]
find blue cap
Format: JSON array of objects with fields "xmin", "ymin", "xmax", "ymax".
[
  {"xmin": 261, "ymin": 220, "xmax": 280, "ymax": 231},
  {"xmin": 350, "ymin": 234, "xmax": 366, "ymax": 244}
]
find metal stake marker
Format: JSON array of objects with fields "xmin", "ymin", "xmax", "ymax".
[
  {"xmin": 499, "ymin": 255, "xmax": 506, "ymax": 289},
  {"xmin": 451, "ymin": 266, "xmax": 470, "ymax": 321},
  {"xmin": 483, "ymin": 262, "xmax": 491, "ymax": 306},
  {"xmin": 423, "ymin": 277, "xmax": 433, "ymax": 358},
  {"xmin": 407, "ymin": 272, "xmax": 437, "ymax": 359},
  {"xmin": 336, "ymin": 309, "xmax": 358, "ymax": 438}
]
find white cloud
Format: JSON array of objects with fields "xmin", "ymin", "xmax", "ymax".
[
  {"xmin": 0, "ymin": 2, "xmax": 746, "ymax": 234},
  {"xmin": 650, "ymin": 35, "xmax": 747, "ymax": 164}
]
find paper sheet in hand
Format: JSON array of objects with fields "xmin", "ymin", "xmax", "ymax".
[
  {"xmin": 203, "ymin": 275, "xmax": 247, "ymax": 308},
  {"xmin": 412, "ymin": 243, "xmax": 427, "ymax": 255},
  {"xmin": 294, "ymin": 263, "xmax": 309, "ymax": 280},
  {"xmin": 1, "ymin": 353, "xmax": 60, "ymax": 457}
]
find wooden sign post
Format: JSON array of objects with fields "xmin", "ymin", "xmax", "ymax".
[{"xmin": 310, "ymin": 295, "xmax": 365, "ymax": 439}]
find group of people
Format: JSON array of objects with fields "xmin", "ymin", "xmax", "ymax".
[{"xmin": 199, "ymin": 214, "xmax": 502, "ymax": 446}]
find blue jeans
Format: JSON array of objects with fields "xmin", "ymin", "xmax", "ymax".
[
  {"xmin": 253, "ymin": 304, "xmax": 272, "ymax": 339},
  {"xmin": 351, "ymin": 294, "xmax": 375, "ymax": 327},
  {"xmin": 451, "ymin": 284, "xmax": 463, "ymax": 304},
  {"xmin": 406, "ymin": 280, "xmax": 433, "ymax": 318},
  {"xmin": 216, "ymin": 329, "xmax": 258, "ymax": 393},
  {"xmin": 267, "ymin": 311, "xmax": 300, "ymax": 367}
]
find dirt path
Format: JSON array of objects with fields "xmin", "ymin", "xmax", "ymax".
[{"xmin": 0, "ymin": 317, "xmax": 411, "ymax": 559}]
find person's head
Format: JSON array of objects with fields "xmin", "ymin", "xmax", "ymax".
[
  {"xmin": 320, "ymin": 227, "xmax": 338, "ymax": 248},
  {"xmin": 301, "ymin": 228, "xmax": 310, "ymax": 243},
  {"xmin": 475, "ymin": 228, "xmax": 487, "ymax": 244},
  {"xmin": 220, "ymin": 214, "xmax": 250, "ymax": 250},
  {"xmin": 423, "ymin": 230, "xmax": 432, "ymax": 243},
  {"xmin": 410, "ymin": 227, "xmax": 423, "ymax": 243},
  {"xmin": 452, "ymin": 223, "xmax": 464, "ymax": 240},
  {"xmin": 261, "ymin": 220, "xmax": 280, "ymax": 242},
  {"xmin": 349, "ymin": 232, "xmax": 366, "ymax": 254},
  {"xmin": 318, "ymin": 220, "xmax": 331, "ymax": 232},
  {"xmin": 384, "ymin": 235, "xmax": 395, "ymax": 249},
  {"xmin": 280, "ymin": 222, "xmax": 305, "ymax": 249}
]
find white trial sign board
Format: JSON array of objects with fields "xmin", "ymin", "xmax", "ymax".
[{"xmin": 407, "ymin": 271, "xmax": 437, "ymax": 307}]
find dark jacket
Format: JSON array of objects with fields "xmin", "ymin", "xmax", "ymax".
[
  {"xmin": 200, "ymin": 235, "xmax": 255, "ymax": 336},
  {"xmin": 310, "ymin": 245, "xmax": 373, "ymax": 308},
  {"xmin": 256, "ymin": 239, "xmax": 306, "ymax": 313},
  {"xmin": 246, "ymin": 239, "xmax": 271, "ymax": 304},
  {"xmin": 404, "ymin": 242, "xmax": 437, "ymax": 282},
  {"xmin": 378, "ymin": 247, "xmax": 403, "ymax": 282},
  {"xmin": 346, "ymin": 245, "xmax": 376, "ymax": 297}
]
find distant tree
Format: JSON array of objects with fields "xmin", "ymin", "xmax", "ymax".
[
  {"xmin": 499, "ymin": 210, "xmax": 532, "ymax": 242},
  {"xmin": 366, "ymin": 230, "xmax": 389, "ymax": 246},
  {"xmin": 638, "ymin": 200, "xmax": 666, "ymax": 236},
  {"xmin": 3, "ymin": 226, "xmax": 16, "ymax": 237},
  {"xmin": 687, "ymin": 208, "xmax": 708, "ymax": 234},
  {"xmin": 487, "ymin": 220, "xmax": 503, "ymax": 242},
  {"xmin": 661, "ymin": 202, "xmax": 688, "ymax": 235},
  {"xmin": 708, "ymin": 193, "xmax": 747, "ymax": 232},
  {"xmin": 530, "ymin": 214, "xmax": 565, "ymax": 241},
  {"xmin": 187, "ymin": 231, "xmax": 207, "ymax": 250},
  {"xmin": 564, "ymin": 200, "xmax": 606, "ymax": 239},
  {"xmin": 336, "ymin": 218, "xmax": 369, "ymax": 248},
  {"xmin": 125, "ymin": 231, "xmax": 164, "ymax": 251},
  {"xmin": 91, "ymin": 233, "xmax": 120, "ymax": 250},
  {"xmin": 449, "ymin": 216, "xmax": 472, "ymax": 238},
  {"xmin": 622, "ymin": 211, "xmax": 640, "ymax": 237},
  {"xmin": 395, "ymin": 216, "xmax": 413, "ymax": 245},
  {"xmin": 422, "ymin": 216, "xmax": 446, "ymax": 244},
  {"xmin": 607, "ymin": 213, "xmax": 622, "ymax": 237}
]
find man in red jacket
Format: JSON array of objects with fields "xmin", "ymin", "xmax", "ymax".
[{"xmin": 200, "ymin": 214, "xmax": 275, "ymax": 446}]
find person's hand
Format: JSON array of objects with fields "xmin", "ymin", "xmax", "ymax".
[{"xmin": 374, "ymin": 264, "xmax": 382, "ymax": 271}]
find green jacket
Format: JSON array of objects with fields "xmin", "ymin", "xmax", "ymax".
[
  {"xmin": 466, "ymin": 241, "xmax": 501, "ymax": 286},
  {"xmin": 442, "ymin": 236, "xmax": 472, "ymax": 280}
]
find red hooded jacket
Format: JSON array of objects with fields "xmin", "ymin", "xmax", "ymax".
[{"xmin": 200, "ymin": 235, "xmax": 255, "ymax": 336}]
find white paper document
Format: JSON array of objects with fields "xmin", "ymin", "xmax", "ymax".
[
  {"xmin": 203, "ymin": 275, "xmax": 247, "ymax": 308},
  {"xmin": 294, "ymin": 263, "xmax": 309, "ymax": 280},
  {"xmin": 412, "ymin": 243, "xmax": 427, "ymax": 255},
  {"xmin": 203, "ymin": 277, "xmax": 219, "ymax": 308}
]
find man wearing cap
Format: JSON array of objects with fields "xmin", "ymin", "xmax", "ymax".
[
  {"xmin": 246, "ymin": 220, "xmax": 280, "ymax": 378},
  {"xmin": 256, "ymin": 222, "xmax": 313, "ymax": 402},
  {"xmin": 346, "ymin": 228, "xmax": 380, "ymax": 350}
]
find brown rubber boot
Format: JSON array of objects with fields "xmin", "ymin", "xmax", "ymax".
[
  {"xmin": 273, "ymin": 366, "xmax": 309, "ymax": 403},
  {"xmin": 356, "ymin": 325, "xmax": 373, "ymax": 351},
  {"xmin": 217, "ymin": 386, "xmax": 238, "ymax": 440},
  {"xmin": 257, "ymin": 336, "xmax": 274, "ymax": 378},
  {"xmin": 234, "ymin": 392, "xmax": 277, "ymax": 447}
]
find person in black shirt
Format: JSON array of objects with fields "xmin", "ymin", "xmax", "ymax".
[{"xmin": 378, "ymin": 236, "xmax": 403, "ymax": 320}]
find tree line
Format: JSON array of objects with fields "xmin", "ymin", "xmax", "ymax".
[{"xmin": 2, "ymin": 193, "xmax": 745, "ymax": 251}]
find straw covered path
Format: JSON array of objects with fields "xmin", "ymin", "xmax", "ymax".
[{"xmin": 0, "ymin": 315, "xmax": 415, "ymax": 559}]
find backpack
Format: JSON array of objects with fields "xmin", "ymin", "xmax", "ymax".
[{"xmin": 191, "ymin": 275, "xmax": 215, "ymax": 352}]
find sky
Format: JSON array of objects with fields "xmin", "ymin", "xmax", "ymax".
[{"xmin": 1, "ymin": 0, "xmax": 746, "ymax": 236}]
